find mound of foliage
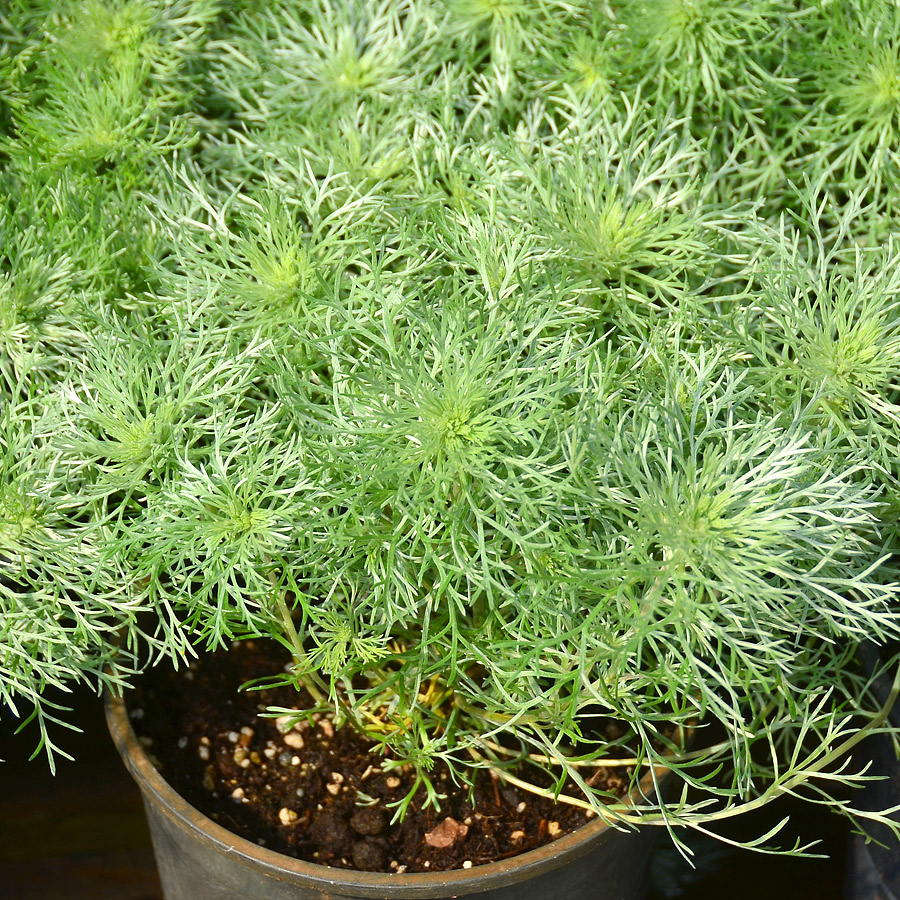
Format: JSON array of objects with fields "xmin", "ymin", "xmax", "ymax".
[{"xmin": 3, "ymin": 0, "xmax": 900, "ymax": 854}]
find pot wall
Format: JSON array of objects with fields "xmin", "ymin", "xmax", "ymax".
[
  {"xmin": 845, "ymin": 644, "xmax": 900, "ymax": 900},
  {"xmin": 107, "ymin": 690, "xmax": 657, "ymax": 900}
]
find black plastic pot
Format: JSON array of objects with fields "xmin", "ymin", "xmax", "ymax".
[
  {"xmin": 845, "ymin": 643, "xmax": 900, "ymax": 900},
  {"xmin": 106, "ymin": 690, "xmax": 660, "ymax": 900}
]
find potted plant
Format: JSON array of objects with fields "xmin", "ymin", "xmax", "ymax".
[{"xmin": 4, "ymin": 1, "xmax": 900, "ymax": 898}]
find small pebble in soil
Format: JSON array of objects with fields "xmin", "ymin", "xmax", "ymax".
[
  {"xmin": 283, "ymin": 732, "xmax": 304, "ymax": 749},
  {"xmin": 227, "ymin": 731, "xmax": 240, "ymax": 743},
  {"xmin": 462, "ymin": 861, "xmax": 473, "ymax": 869},
  {"xmin": 319, "ymin": 719, "xmax": 335, "ymax": 738},
  {"xmin": 275, "ymin": 714, "xmax": 303, "ymax": 733},
  {"xmin": 424, "ymin": 817, "xmax": 468, "ymax": 849},
  {"xmin": 516, "ymin": 801, "xmax": 526, "ymax": 813},
  {"xmin": 278, "ymin": 807, "xmax": 298, "ymax": 826},
  {"xmin": 548, "ymin": 821, "xmax": 561, "ymax": 837},
  {"xmin": 385, "ymin": 776, "xmax": 401, "ymax": 789},
  {"xmin": 231, "ymin": 787, "xmax": 245, "ymax": 801}
]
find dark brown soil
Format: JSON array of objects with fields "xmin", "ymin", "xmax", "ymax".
[{"xmin": 129, "ymin": 639, "xmax": 636, "ymax": 873}]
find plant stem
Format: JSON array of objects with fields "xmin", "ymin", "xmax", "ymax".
[{"xmin": 266, "ymin": 565, "xmax": 328, "ymax": 705}]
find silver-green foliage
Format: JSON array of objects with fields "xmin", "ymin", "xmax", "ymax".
[{"xmin": 3, "ymin": 0, "xmax": 900, "ymax": 856}]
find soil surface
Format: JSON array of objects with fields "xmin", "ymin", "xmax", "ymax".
[{"xmin": 129, "ymin": 640, "xmax": 636, "ymax": 873}]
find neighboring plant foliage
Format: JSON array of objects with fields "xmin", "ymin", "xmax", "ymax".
[{"xmin": 3, "ymin": 0, "xmax": 900, "ymax": 856}]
